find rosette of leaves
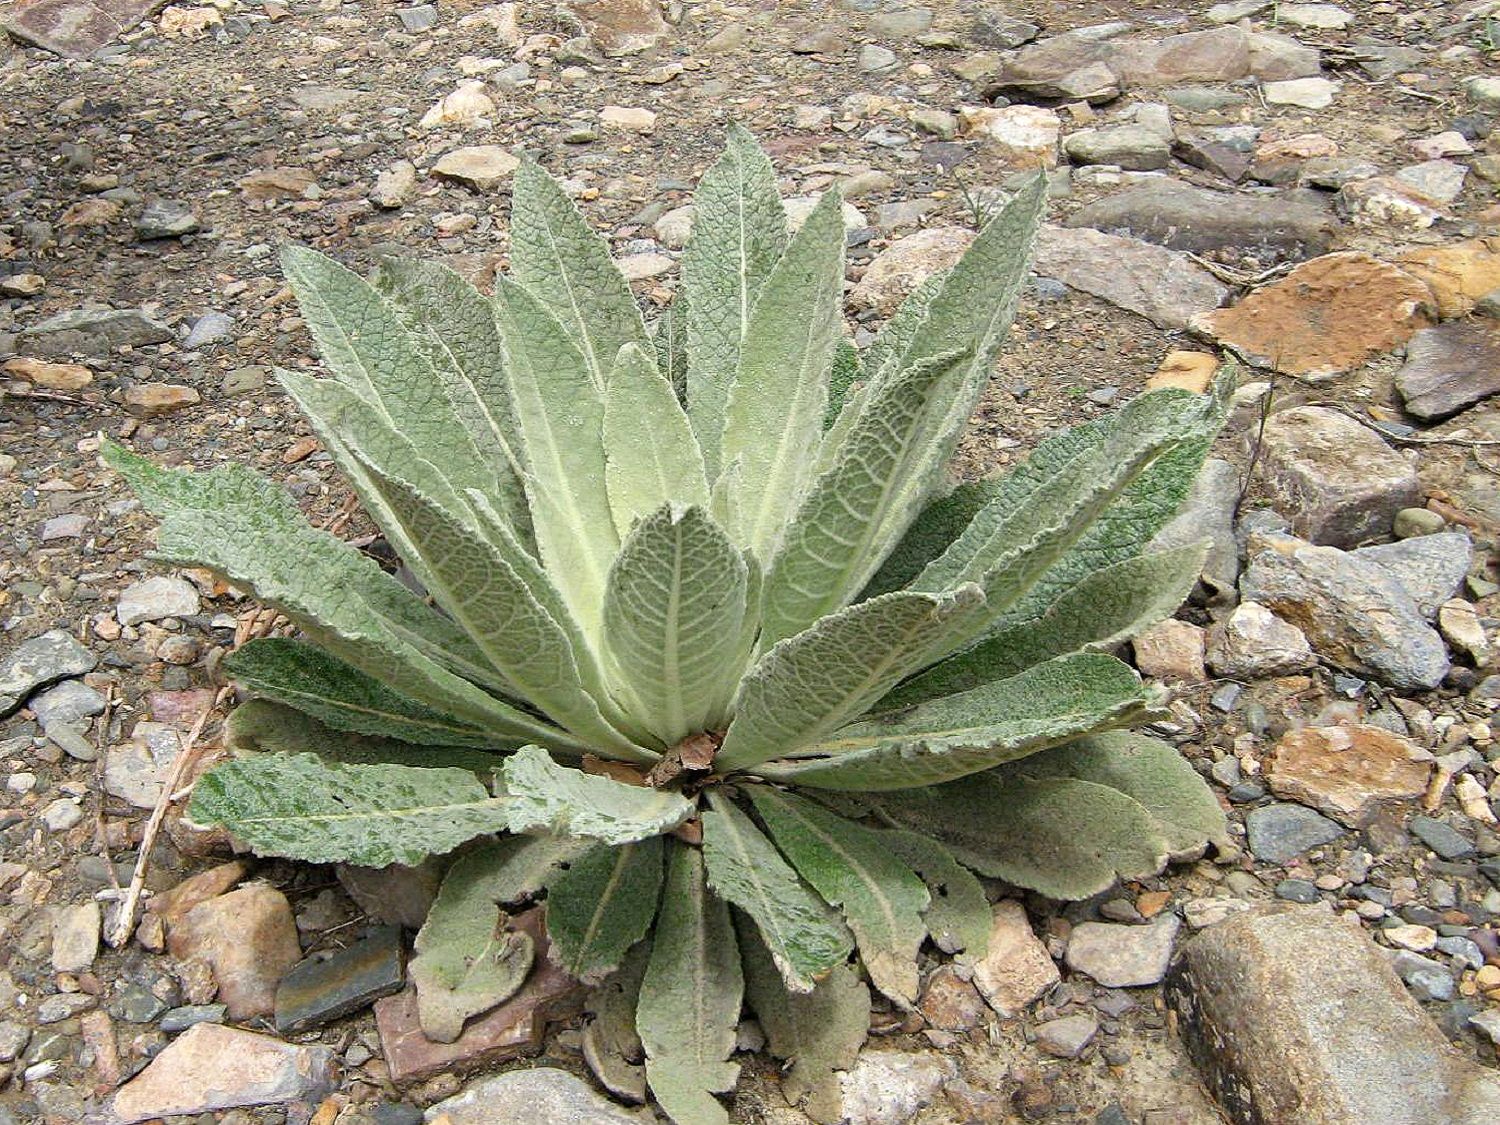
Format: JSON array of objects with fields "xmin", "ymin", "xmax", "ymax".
[{"xmin": 104, "ymin": 128, "xmax": 1228, "ymax": 1123}]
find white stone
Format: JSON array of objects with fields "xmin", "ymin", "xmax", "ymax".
[
  {"xmin": 1263, "ymin": 77, "xmax": 1339, "ymax": 109},
  {"xmin": 51, "ymin": 902, "xmax": 101, "ymax": 973},
  {"xmin": 1065, "ymin": 915, "xmax": 1181, "ymax": 987},
  {"xmin": 616, "ymin": 252, "xmax": 674, "ymax": 281},
  {"xmin": 783, "ymin": 195, "xmax": 867, "ymax": 234},
  {"xmin": 959, "ymin": 105, "xmax": 1061, "ymax": 167},
  {"xmin": 599, "ymin": 105, "xmax": 656, "ymax": 132},
  {"xmin": 432, "ymin": 146, "xmax": 519, "ymax": 190},
  {"xmin": 840, "ymin": 1051, "xmax": 956, "ymax": 1125},
  {"xmin": 1276, "ymin": 3, "xmax": 1354, "ymax": 29},
  {"xmin": 418, "ymin": 81, "xmax": 495, "ymax": 128},
  {"xmin": 971, "ymin": 900, "xmax": 1060, "ymax": 1016},
  {"xmin": 117, "ymin": 576, "xmax": 199, "ymax": 627}
]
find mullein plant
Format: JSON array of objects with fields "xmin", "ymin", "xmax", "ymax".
[{"xmin": 105, "ymin": 127, "xmax": 1227, "ymax": 1123}]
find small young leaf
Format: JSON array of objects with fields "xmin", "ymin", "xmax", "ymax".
[
  {"xmin": 700, "ymin": 792, "xmax": 851, "ymax": 992},
  {"xmin": 224, "ymin": 638, "xmax": 495, "ymax": 748},
  {"xmin": 544, "ymin": 837, "xmax": 663, "ymax": 984},
  {"xmin": 501, "ymin": 746, "xmax": 693, "ymax": 844},
  {"xmin": 187, "ymin": 753, "xmax": 510, "ymax": 867},
  {"xmin": 747, "ymin": 787, "xmax": 929, "ymax": 1007},
  {"xmin": 736, "ymin": 912, "xmax": 868, "ymax": 1124},
  {"xmin": 879, "ymin": 829, "xmax": 992, "ymax": 959},
  {"xmin": 509, "ymin": 159, "xmax": 651, "ymax": 391},
  {"xmin": 757, "ymin": 652, "xmax": 1156, "ymax": 791},
  {"xmin": 637, "ymin": 841, "xmax": 742, "ymax": 1125},
  {"xmin": 603, "ymin": 344, "xmax": 710, "ymax": 538},
  {"xmin": 859, "ymin": 476, "xmax": 1004, "ymax": 601},
  {"xmin": 824, "ymin": 339, "xmax": 862, "ymax": 432},
  {"xmin": 411, "ymin": 848, "xmax": 536, "ymax": 1043}
]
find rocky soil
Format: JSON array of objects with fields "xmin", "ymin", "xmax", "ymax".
[{"xmin": 3, "ymin": 0, "xmax": 1500, "ymax": 1122}]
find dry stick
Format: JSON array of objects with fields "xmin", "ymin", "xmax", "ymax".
[
  {"xmin": 1317, "ymin": 403, "xmax": 1500, "ymax": 448},
  {"xmin": 1, "ymin": 386, "xmax": 97, "ymax": 407},
  {"xmin": 105, "ymin": 685, "xmax": 231, "ymax": 948}
]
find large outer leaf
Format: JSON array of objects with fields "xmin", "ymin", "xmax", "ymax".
[
  {"xmin": 757, "ymin": 652, "xmax": 1156, "ymax": 791},
  {"xmin": 102, "ymin": 443, "xmax": 580, "ymax": 750},
  {"xmin": 747, "ymin": 787, "xmax": 929, "ymax": 1007},
  {"xmin": 603, "ymin": 344, "xmax": 710, "ymax": 538},
  {"xmin": 492, "ymin": 277, "xmax": 618, "ymax": 636},
  {"xmin": 759, "ymin": 348, "xmax": 973, "ymax": 650},
  {"xmin": 500, "ymin": 746, "xmax": 693, "ymax": 843},
  {"xmin": 879, "ymin": 542, "xmax": 1208, "ymax": 710},
  {"xmin": 719, "ymin": 190, "xmax": 847, "ymax": 557},
  {"xmin": 638, "ymin": 842, "xmax": 742, "ymax": 1125},
  {"xmin": 544, "ymin": 838, "xmax": 663, "ymax": 983},
  {"xmin": 875, "ymin": 770, "xmax": 1170, "ymax": 900},
  {"xmin": 411, "ymin": 847, "xmax": 536, "ymax": 1043},
  {"xmin": 508, "ymin": 158, "xmax": 651, "ymax": 390},
  {"xmin": 700, "ymin": 792, "xmax": 852, "ymax": 992},
  {"xmin": 224, "ymin": 638, "xmax": 495, "ymax": 747},
  {"xmin": 737, "ymin": 913, "xmax": 868, "ymax": 1125},
  {"xmin": 443, "ymin": 834, "xmax": 594, "ymax": 906},
  {"xmin": 1005, "ymin": 731, "xmax": 1228, "ymax": 855},
  {"xmin": 374, "ymin": 257, "xmax": 530, "ymax": 532},
  {"xmin": 602, "ymin": 505, "xmax": 749, "ymax": 744},
  {"xmin": 716, "ymin": 586, "xmax": 987, "ymax": 773},
  {"xmin": 187, "ymin": 752, "xmax": 510, "ymax": 867},
  {"xmin": 684, "ymin": 124, "xmax": 789, "ymax": 476},
  {"xmin": 360, "ymin": 463, "xmax": 648, "ymax": 760},
  {"xmin": 225, "ymin": 699, "xmax": 506, "ymax": 774},
  {"xmin": 280, "ymin": 247, "xmax": 493, "ymax": 501},
  {"xmin": 879, "ymin": 830, "xmax": 991, "ymax": 959}
]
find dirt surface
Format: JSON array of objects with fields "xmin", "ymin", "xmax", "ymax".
[{"xmin": 2, "ymin": 2, "xmax": 1500, "ymax": 1123}]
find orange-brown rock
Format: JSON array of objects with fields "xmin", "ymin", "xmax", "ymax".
[
  {"xmin": 1267, "ymin": 725, "xmax": 1433, "ymax": 827},
  {"xmin": 147, "ymin": 859, "xmax": 248, "ymax": 926},
  {"xmin": 1148, "ymin": 350, "xmax": 1218, "ymax": 393},
  {"xmin": 1191, "ymin": 252, "xmax": 1432, "ymax": 380},
  {"xmin": 2, "ymin": 357, "xmax": 93, "ymax": 390},
  {"xmin": 167, "ymin": 883, "xmax": 302, "ymax": 1019},
  {"xmin": 1396, "ymin": 237, "xmax": 1500, "ymax": 319}
]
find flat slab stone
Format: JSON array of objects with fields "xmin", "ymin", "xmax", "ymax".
[
  {"xmin": 274, "ymin": 925, "xmax": 406, "ymax": 1033},
  {"xmin": 1395, "ymin": 320, "xmax": 1500, "ymax": 422},
  {"xmin": 1165, "ymin": 905, "xmax": 1500, "ymax": 1124},
  {"xmin": 1266, "ymin": 725, "xmax": 1432, "ymax": 827},
  {"xmin": 1245, "ymin": 802, "xmax": 1343, "ymax": 863},
  {"xmin": 16, "ymin": 306, "xmax": 173, "ymax": 358},
  {"xmin": 1065, "ymin": 916, "xmax": 1180, "ymax": 987},
  {"xmin": 1033, "ymin": 225, "xmax": 1228, "ymax": 330},
  {"xmin": 0, "ymin": 0, "xmax": 164, "ymax": 58},
  {"xmin": 971, "ymin": 900, "xmax": 1059, "ymax": 1016},
  {"xmin": 423, "ymin": 1067, "xmax": 642, "ymax": 1124},
  {"xmin": 0, "ymin": 629, "xmax": 96, "ymax": 717}
]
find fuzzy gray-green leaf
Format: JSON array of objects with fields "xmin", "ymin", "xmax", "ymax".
[
  {"xmin": 501, "ymin": 746, "xmax": 693, "ymax": 844},
  {"xmin": 700, "ymin": 792, "xmax": 851, "ymax": 992},
  {"xmin": 860, "ymin": 476, "xmax": 1004, "ymax": 601},
  {"xmin": 603, "ymin": 344, "xmax": 710, "ymax": 538},
  {"xmin": 748, "ymin": 787, "xmax": 929, "ymax": 1007},
  {"xmin": 544, "ymin": 838, "xmax": 663, "ymax": 984},
  {"xmin": 638, "ymin": 842, "xmax": 742, "ymax": 1125},
  {"xmin": 187, "ymin": 753, "xmax": 510, "ymax": 867},
  {"xmin": 602, "ymin": 504, "xmax": 749, "ymax": 744},
  {"xmin": 757, "ymin": 652, "xmax": 1155, "ymax": 791},
  {"xmin": 411, "ymin": 848, "xmax": 536, "ymax": 1043},
  {"xmin": 880, "ymin": 830, "xmax": 991, "ymax": 958},
  {"xmin": 509, "ymin": 159, "xmax": 651, "ymax": 390},
  {"xmin": 684, "ymin": 124, "xmax": 788, "ymax": 476},
  {"xmin": 737, "ymin": 914, "xmax": 867, "ymax": 1124}
]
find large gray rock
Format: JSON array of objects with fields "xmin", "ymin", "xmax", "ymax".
[
  {"xmin": 1166, "ymin": 905, "xmax": 1500, "ymax": 1124},
  {"xmin": 1258, "ymin": 406, "xmax": 1421, "ymax": 548},
  {"xmin": 1033, "ymin": 226, "xmax": 1228, "ymax": 330},
  {"xmin": 1394, "ymin": 320, "xmax": 1500, "ymax": 421},
  {"xmin": 1349, "ymin": 532, "xmax": 1472, "ymax": 621},
  {"xmin": 1239, "ymin": 536, "xmax": 1450, "ymax": 690},
  {"xmin": 16, "ymin": 307, "xmax": 173, "ymax": 357},
  {"xmin": 840, "ymin": 1050, "xmax": 956, "ymax": 1125},
  {"xmin": 423, "ymin": 1068, "xmax": 642, "ymax": 1124},
  {"xmin": 1150, "ymin": 457, "xmax": 1241, "ymax": 599},
  {"xmin": 983, "ymin": 27, "xmax": 1125, "ymax": 104},
  {"xmin": 1063, "ymin": 125, "xmax": 1171, "ymax": 170},
  {"xmin": 0, "ymin": 629, "xmax": 96, "ymax": 716},
  {"xmin": 1064, "ymin": 179, "xmax": 1336, "ymax": 260},
  {"xmin": 1108, "ymin": 26, "xmax": 1252, "ymax": 88}
]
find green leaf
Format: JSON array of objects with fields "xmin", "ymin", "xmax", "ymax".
[
  {"xmin": 102, "ymin": 443, "xmax": 576, "ymax": 749},
  {"xmin": 603, "ymin": 344, "xmax": 711, "ymax": 538},
  {"xmin": 638, "ymin": 841, "xmax": 742, "ymax": 1125},
  {"xmin": 879, "ymin": 830, "xmax": 991, "ymax": 959},
  {"xmin": 602, "ymin": 505, "xmax": 750, "ymax": 744},
  {"xmin": 583, "ymin": 942, "xmax": 650, "ymax": 1103},
  {"xmin": 859, "ymin": 269, "xmax": 947, "ymax": 396},
  {"xmin": 759, "ymin": 347, "xmax": 974, "ymax": 649},
  {"xmin": 444, "ymin": 833, "xmax": 595, "ymax": 906},
  {"xmin": 879, "ymin": 543, "xmax": 1208, "ymax": 710},
  {"xmin": 717, "ymin": 587, "xmax": 987, "ymax": 773},
  {"xmin": 684, "ymin": 124, "xmax": 789, "ymax": 477},
  {"xmin": 279, "ymin": 246, "xmax": 492, "ymax": 499},
  {"xmin": 374, "ymin": 256, "xmax": 530, "ymax": 531},
  {"xmin": 874, "ymin": 770, "xmax": 1170, "ymax": 900},
  {"xmin": 824, "ymin": 338, "xmax": 862, "ymax": 431},
  {"xmin": 224, "ymin": 699, "xmax": 507, "ymax": 773},
  {"xmin": 411, "ymin": 847, "xmax": 536, "ymax": 1043},
  {"xmin": 224, "ymin": 638, "xmax": 495, "ymax": 748},
  {"xmin": 360, "ymin": 461, "xmax": 648, "ymax": 761},
  {"xmin": 492, "ymin": 277, "xmax": 619, "ymax": 635},
  {"xmin": 544, "ymin": 838, "xmax": 663, "ymax": 983},
  {"xmin": 1004, "ymin": 731, "xmax": 1227, "ymax": 855},
  {"xmin": 747, "ymin": 787, "xmax": 929, "ymax": 1007},
  {"xmin": 187, "ymin": 752, "xmax": 510, "ymax": 867},
  {"xmin": 700, "ymin": 792, "xmax": 851, "ymax": 992},
  {"xmin": 500, "ymin": 746, "xmax": 693, "ymax": 844},
  {"xmin": 756, "ymin": 652, "xmax": 1156, "ymax": 791},
  {"xmin": 719, "ymin": 190, "xmax": 847, "ymax": 557},
  {"xmin": 653, "ymin": 297, "xmax": 689, "ymax": 403},
  {"xmin": 508, "ymin": 158, "xmax": 651, "ymax": 391},
  {"xmin": 859, "ymin": 476, "xmax": 1004, "ymax": 601},
  {"xmin": 737, "ymin": 913, "xmax": 868, "ymax": 1124}
]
